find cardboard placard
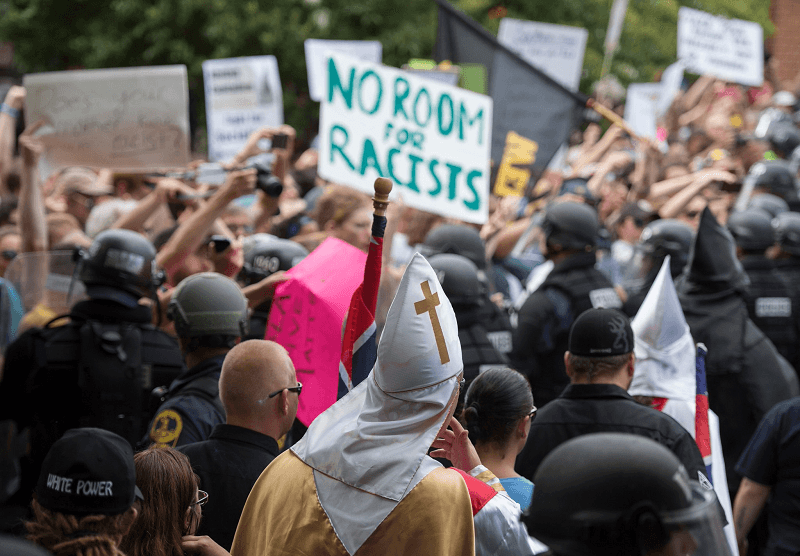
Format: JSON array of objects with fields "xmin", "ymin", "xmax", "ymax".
[
  {"xmin": 497, "ymin": 18, "xmax": 588, "ymax": 92},
  {"xmin": 493, "ymin": 131, "xmax": 539, "ymax": 197},
  {"xmin": 202, "ymin": 56, "xmax": 284, "ymax": 162},
  {"xmin": 305, "ymin": 39, "xmax": 382, "ymax": 102},
  {"xmin": 24, "ymin": 66, "xmax": 190, "ymax": 171},
  {"xmin": 677, "ymin": 7, "xmax": 763, "ymax": 87},
  {"xmin": 319, "ymin": 52, "xmax": 493, "ymax": 224}
]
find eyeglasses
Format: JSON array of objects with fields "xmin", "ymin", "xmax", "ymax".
[
  {"xmin": 268, "ymin": 381, "xmax": 303, "ymax": 399},
  {"xmin": 190, "ymin": 490, "xmax": 208, "ymax": 507}
]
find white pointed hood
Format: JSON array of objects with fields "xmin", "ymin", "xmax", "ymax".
[
  {"xmin": 629, "ymin": 256, "xmax": 696, "ymax": 400},
  {"xmin": 293, "ymin": 252, "xmax": 463, "ymax": 499}
]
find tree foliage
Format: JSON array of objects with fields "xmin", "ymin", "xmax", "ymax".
[{"xmin": 0, "ymin": 0, "xmax": 774, "ymax": 150}]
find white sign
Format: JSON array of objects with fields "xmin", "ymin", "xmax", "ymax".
[
  {"xmin": 319, "ymin": 53, "xmax": 492, "ymax": 224},
  {"xmin": 203, "ymin": 56, "xmax": 283, "ymax": 162},
  {"xmin": 497, "ymin": 19, "xmax": 588, "ymax": 92},
  {"xmin": 305, "ymin": 39, "xmax": 382, "ymax": 102},
  {"xmin": 24, "ymin": 66, "xmax": 190, "ymax": 170},
  {"xmin": 677, "ymin": 7, "xmax": 763, "ymax": 87},
  {"xmin": 624, "ymin": 83, "xmax": 662, "ymax": 140}
]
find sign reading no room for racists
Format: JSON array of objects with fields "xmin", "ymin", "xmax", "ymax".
[{"xmin": 318, "ymin": 52, "xmax": 493, "ymax": 224}]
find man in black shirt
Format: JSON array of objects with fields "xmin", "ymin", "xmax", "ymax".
[
  {"xmin": 178, "ymin": 339, "xmax": 299, "ymax": 550},
  {"xmin": 516, "ymin": 308, "xmax": 712, "ymax": 493}
]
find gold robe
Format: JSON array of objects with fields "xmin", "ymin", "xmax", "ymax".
[{"xmin": 231, "ymin": 451, "xmax": 475, "ymax": 556}]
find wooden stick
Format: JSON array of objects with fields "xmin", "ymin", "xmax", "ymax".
[{"xmin": 372, "ymin": 177, "xmax": 392, "ymax": 217}]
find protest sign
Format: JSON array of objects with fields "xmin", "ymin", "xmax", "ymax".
[
  {"xmin": 318, "ymin": 52, "xmax": 493, "ymax": 224},
  {"xmin": 624, "ymin": 83, "xmax": 662, "ymax": 140},
  {"xmin": 305, "ymin": 39, "xmax": 382, "ymax": 102},
  {"xmin": 24, "ymin": 66, "xmax": 190, "ymax": 171},
  {"xmin": 494, "ymin": 131, "xmax": 539, "ymax": 197},
  {"xmin": 677, "ymin": 7, "xmax": 763, "ymax": 87},
  {"xmin": 202, "ymin": 56, "xmax": 283, "ymax": 162},
  {"xmin": 266, "ymin": 237, "xmax": 366, "ymax": 426},
  {"xmin": 497, "ymin": 18, "xmax": 588, "ymax": 92}
]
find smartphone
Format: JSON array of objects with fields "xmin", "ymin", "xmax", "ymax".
[
  {"xmin": 209, "ymin": 235, "xmax": 232, "ymax": 253},
  {"xmin": 272, "ymin": 133, "xmax": 288, "ymax": 149}
]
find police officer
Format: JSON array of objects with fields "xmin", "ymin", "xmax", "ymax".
[
  {"xmin": 510, "ymin": 201, "xmax": 621, "ymax": 408},
  {"xmin": 525, "ymin": 433, "xmax": 731, "ymax": 556},
  {"xmin": 622, "ymin": 219, "xmax": 693, "ymax": 316},
  {"xmin": 422, "ymin": 224, "xmax": 513, "ymax": 355},
  {"xmin": 728, "ymin": 209, "xmax": 798, "ymax": 371},
  {"xmin": 677, "ymin": 207, "xmax": 797, "ymax": 498},
  {"xmin": 146, "ymin": 272, "xmax": 248, "ymax": 448},
  {"xmin": 428, "ymin": 253, "xmax": 508, "ymax": 398},
  {"xmin": 0, "ymin": 229, "xmax": 184, "ymax": 508},
  {"xmin": 240, "ymin": 237, "xmax": 308, "ymax": 341}
]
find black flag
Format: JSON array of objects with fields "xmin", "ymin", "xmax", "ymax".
[{"xmin": 434, "ymin": 0, "xmax": 587, "ymax": 185}]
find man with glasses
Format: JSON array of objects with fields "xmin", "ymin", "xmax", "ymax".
[{"xmin": 178, "ymin": 339, "xmax": 298, "ymax": 551}]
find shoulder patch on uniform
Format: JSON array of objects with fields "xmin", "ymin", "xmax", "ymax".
[
  {"xmin": 149, "ymin": 409, "xmax": 183, "ymax": 447},
  {"xmin": 589, "ymin": 288, "xmax": 622, "ymax": 309}
]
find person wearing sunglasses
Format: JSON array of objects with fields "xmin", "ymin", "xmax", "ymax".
[
  {"xmin": 178, "ymin": 340, "xmax": 299, "ymax": 551},
  {"xmin": 462, "ymin": 368, "xmax": 536, "ymax": 512}
]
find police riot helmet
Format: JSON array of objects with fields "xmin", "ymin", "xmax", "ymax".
[
  {"xmin": 773, "ymin": 211, "xmax": 800, "ymax": 256},
  {"xmin": 241, "ymin": 237, "xmax": 308, "ymax": 286},
  {"xmin": 525, "ymin": 433, "xmax": 730, "ymax": 556},
  {"xmin": 421, "ymin": 224, "xmax": 487, "ymax": 269},
  {"xmin": 748, "ymin": 193, "xmax": 790, "ymax": 219},
  {"xmin": 727, "ymin": 209, "xmax": 775, "ymax": 252},
  {"xmin": 167, "ymin": 272, "xmax": 249, "ymax": 340},
  {"xmin": 77, "ymin": 229, "xmax": 164, "ymax": 306},
  {"xmin": 541, "ymin": 201, "xmax": 599, "ymax": 252},
  {"xmin": 638, "ymin": 219, "xmax": 694, "ymax": 278},
  {"xmin": 745, "ymin": 160, "xmax": 797, "ymax": 201},
  {"xmin": 428, "ymin": 253, "xmax": 483, "ymax": 307}
]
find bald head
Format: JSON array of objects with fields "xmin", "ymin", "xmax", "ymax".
[{"xmin": 219, "ymin": 340, "xmax": 297, "ymax": 434}]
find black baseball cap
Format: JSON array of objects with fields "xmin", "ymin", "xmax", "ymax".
[
  {"xmin": 36, "ymin": 428, "xmax": 142, "ymax": 516},
  {"xmin": 568, "ymin": 308, "xmax": 634, "ymax": 356}
]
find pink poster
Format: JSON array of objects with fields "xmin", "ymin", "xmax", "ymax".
[{"xmin": 266, "ymin": 237, "xmax": 367, "ymax": 426}]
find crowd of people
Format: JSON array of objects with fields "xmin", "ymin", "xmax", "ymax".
[{"xmin": 0, "ymin": 52, "xmax": 800, "ymax": 556}]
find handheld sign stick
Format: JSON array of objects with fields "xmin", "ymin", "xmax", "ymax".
[{"xmin": 372, "ymin": 177, "xmax": 393, "ymax": 217}]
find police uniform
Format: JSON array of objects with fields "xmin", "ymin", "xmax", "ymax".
[
  {"xmin": 178, "ymin": 424, "xmax": 280, "ymax": 551},
  {"xmin": 0, "ymin": 298, "xmax": 184, "ymax": 507},
  {"xmin": 741, "ymin": 255, "xmax": 798, "ymax": 371},
  {"xmin": 146, "ymin": 354, "xmax": 226, "ymax": 448},
  {"xmin": 516, "ymin": 383, "xmax": 711, "ymax": 488},
  {"xmin": 511, "ymin": 251, "xmax": 621, "ymax": 407}
]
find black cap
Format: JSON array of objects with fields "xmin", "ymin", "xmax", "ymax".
[
  {"xmin": 36, "ymin": 428, "xmax": 142, "ymax": 516},
  {"xmin": 568, "ymin": 308, "xmax": 633, "ymax": 356}
]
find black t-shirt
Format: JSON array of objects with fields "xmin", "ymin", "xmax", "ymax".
[{"xmin": 736, "ymin": 397, "xmax": 800, "ymax": 556}]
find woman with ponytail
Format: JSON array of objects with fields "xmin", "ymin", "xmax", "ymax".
[{"xmin": 461, "ymin": 368, "xmax": 536, "ymax": 511}]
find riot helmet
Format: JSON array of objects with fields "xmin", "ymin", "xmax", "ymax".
[
  {"xmin": 421, "ymin": 224, "xmax": 487, "ymax": 269},
  {"xmin": 744, "ymin": 160, "xmax": 797, "ymax": 202},
  {"xmin": 77, "ymin": 229, "xmax": 163, "ymax": 307},
  {"xmin": 541, "ymin": 201, "xmax": 599, "ymax": 253},
  {"xmin": 525, "ymin": 433, "xmax": 731, "ymax": 556},
  {"xmin": 167, "ymin": 272, "xmax": 249, "ymax": 344},
  {"xmin": 773, "ymin": 211, "xmax": 800, "ymax": 256},
  {"xmin": 727, "ymin": 209, "xmax": 775, "ymax": 253},
  {"xmin": 241, "ymin": 237, "xmax": 308, "ymax": 286},
  {"xmin": 748, "ymin": 193, "xmax": 790, "ymax": 219},
  {"xmin": 428, "ymin": 253, "xmax": 483, "ymax": 307}
]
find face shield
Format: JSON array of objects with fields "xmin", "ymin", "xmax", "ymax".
[{"xmin": 648, "ymin": 483, "xmax": 732, "ymax": 556}]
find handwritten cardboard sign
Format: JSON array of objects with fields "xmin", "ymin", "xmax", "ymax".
[
  {"xmin": 493, "ymin": 131, "xmax": 539, "ymax": 197},
  {"xmin": 24, "ymin": 66, "xmax": 190, "ymax": 171},
  {"xmin": 497, "ymin": 19, "xmax": 588, "ymax": 92},
  {"xmin": 677, "ymin": 7, "xmax": 763, "ymax": 87},
  {"xmin": 266, "ymin": 237, "xmax": 366, "ymax": 426},
  {"xmin": 319, "ymin": 52, "xmax": 493, "ymax": 224},
  {"xmin": 202, "ymin": 56, "xmax": 284, "ymax": 162},
  {"xmin": 305, "ymin": 39, "xmax": 383, "ymax": 102}
]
